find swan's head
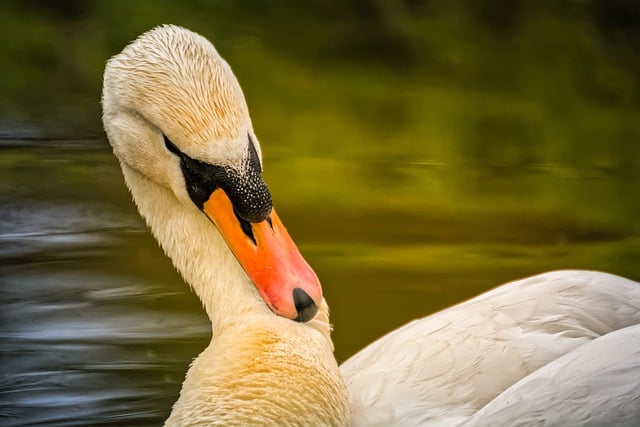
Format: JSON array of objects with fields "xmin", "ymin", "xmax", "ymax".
[{"xmin": 101, "ymin": 25, "xmax": 321, "ymax": 322}]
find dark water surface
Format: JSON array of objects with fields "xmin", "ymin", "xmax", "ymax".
[
  {"xmin": 1, "ymin": 139, "xmax": 208, "ymax": 425},
  {"xmin": 2, "ymin": 137, "xmax": 639, "ymax": 426}
]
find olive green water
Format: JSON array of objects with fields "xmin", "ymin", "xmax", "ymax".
[{"xmin": 2, "ymin": 2, "xmax": 640, "ymax": 425}]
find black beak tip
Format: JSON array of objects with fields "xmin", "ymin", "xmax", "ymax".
[{"xmin": 292, "ymin": 288, "xmax": 318, "ymax": 323}]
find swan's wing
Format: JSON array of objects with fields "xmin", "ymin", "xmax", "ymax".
[
  {"xmin": 339, "ymin": 270, "xmax": 640, "ymax": 426},
  {"xmin": 464, "ymin": 323, "xmax": 640, "ymax": 427}
]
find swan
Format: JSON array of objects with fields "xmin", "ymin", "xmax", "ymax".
[
  {"xmin": 102, "ymin": 25, "xmax": 349, "ymax": 425},
  {"xmin": 103, "ymin": 25, "xmax": 640, "ymax": 426}
]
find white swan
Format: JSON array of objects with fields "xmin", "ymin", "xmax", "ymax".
[
  {"xmin": 102, "ymin": 25, "xmax": 348, "ymax": 426},
  {"xmin": 103, "ymin": 25, "xmax": 640, "ymax": 426}
]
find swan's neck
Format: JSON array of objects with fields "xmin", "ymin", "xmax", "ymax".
[
  {"xmin": 121, "ymin": 163, "xmax": 264, "ymax": 330},
  {"xmin": 119, "ymin": 164, "xmax": 349, "ymax": 425}
]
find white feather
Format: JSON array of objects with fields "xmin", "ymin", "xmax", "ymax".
[{"xmin": 341, "ymin": 271, "xmax": 640, "ymax": 426}]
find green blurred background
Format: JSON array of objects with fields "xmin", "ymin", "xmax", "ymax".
[{"xmin": 2, "ymin": 0, "xmax": 640, "ymax": 360}]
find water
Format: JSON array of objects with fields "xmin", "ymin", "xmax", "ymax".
[
  {"xmin": 1, "ymin": 136, "xmax": 639, "ymax": 426},
  {"xmin": 0, "ymin": 138, "xmax": 209, "ymax": 425}
]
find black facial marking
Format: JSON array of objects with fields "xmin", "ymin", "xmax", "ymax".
[
  {"xmin": 163, "ymin": 134, "xmax": 273, "ymax": 223},
  {"xmin": 247, "ymin": 134, "xmax": 262, "ymax": 173}
]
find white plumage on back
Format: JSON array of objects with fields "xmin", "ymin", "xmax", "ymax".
[
  {"xmin": 340, "ymin": 270, "xmax": 640, "ymax": 426},
  {"xmin": 465, "ymin": 324, "xmax": 640, "ymax": 426}
]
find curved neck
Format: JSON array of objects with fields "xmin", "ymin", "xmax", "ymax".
[
  {"xmin": 121, "ymin": 163, "xmax": 267, "ymax": 331},
  {"xmin": 118, "ymin": 163, "xmax": 347, "ymax": 425},
  {"xmin": 120, "ymin": 163, "xmax": 333, "ymax": 340}
]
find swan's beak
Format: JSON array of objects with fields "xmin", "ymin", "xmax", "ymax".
[{"xmin": 202, "ymin": 189, "xmax": 322, "ymax": 322}]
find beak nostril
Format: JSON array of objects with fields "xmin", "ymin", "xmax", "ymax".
[
  {"xmin": 292, "ymin": 288, "xmax": 317, "ymax": 322},
  {"xmin": 233, "ymin": 208, "xmax": 256, "ymax": 245}
]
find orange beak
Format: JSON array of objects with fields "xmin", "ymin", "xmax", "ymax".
[{"xmin": 202, "ymin": 189, "xmax": 322, "ymax": 322}]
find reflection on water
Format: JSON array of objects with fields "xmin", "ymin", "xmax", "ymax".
[
  {"xmin": 1, "ymin": 228, "xmax": 210, "ymax": 426},
  {"xmin": 1, "ymin": 139, "xmax": 210, "ymax": 426},
  {"xmin": 1, "ymin": 138, "xmax": 639, "ymax": 426}
]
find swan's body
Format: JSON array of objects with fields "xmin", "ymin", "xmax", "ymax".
[
  {"xmin": 341, "ymin": 270, "xmax": 640, "ymax": 426},
  {"xmin": 103, "ymin": 25, "xmax": 640, "ymax": 426}
]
